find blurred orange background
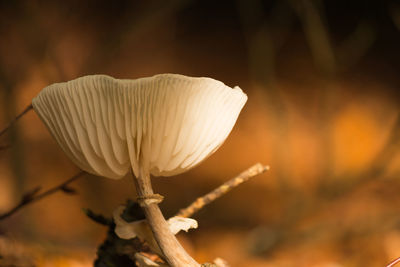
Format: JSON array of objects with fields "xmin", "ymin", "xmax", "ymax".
[{"xmin": 1, "ymin": 0, "xmax": 400, "ymax": 266}]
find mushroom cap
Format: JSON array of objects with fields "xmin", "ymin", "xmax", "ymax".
[{"xmin": 32, "ymin": 74, "xmax": 247, "ymax": 179}]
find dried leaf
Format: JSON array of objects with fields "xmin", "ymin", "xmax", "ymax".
[
  {"xmin": 167, "ymin": 216, "xmax": 198, "ymax": 235},
  {"xmin": 113, "ymin": 206, "xmax": 159, "ymax": 253},
  {"xmin": 113, "ymin": 206, "xmax": 198, "ymax": 256},
  {"xmin": 83, "ymin": 208, "xmax": 112, "ymax": 226}
]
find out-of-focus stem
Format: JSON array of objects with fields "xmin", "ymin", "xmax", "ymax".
[{"xmin": 0, "ymin": 104, "xmax": 33, "ymax": 138}]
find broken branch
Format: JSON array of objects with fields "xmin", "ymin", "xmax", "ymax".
[{"xmin": 176, "ymin": 163, "xmax": 269, "ymax": 218}]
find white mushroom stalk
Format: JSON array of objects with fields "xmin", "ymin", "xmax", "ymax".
[{"xmin": 32, "ymin": 74, "xmax": 247, "ymax": 267}]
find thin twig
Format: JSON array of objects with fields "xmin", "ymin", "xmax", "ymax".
[
  {"xmin": 0, "ymin": 104, "xmax": 33, "ymax": 138},
  {"xmin": 387, "ymin": 256, "xmax": 400, "ymax": 267},
  {"xmin": 176, "ymin": 163, "xmax": 269, "ymax": 218},
  {"xmin": 0, "ymin": 171, "xmax": 85, "ymax": 221}
]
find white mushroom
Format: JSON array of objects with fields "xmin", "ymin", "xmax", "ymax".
[
  {"xmin": 32, "ymin": 74, "xmax": 246, "ymax": 179},
  {"xmin": 32, "ymin": 74, "xmax": 247, "ymax": 267}
]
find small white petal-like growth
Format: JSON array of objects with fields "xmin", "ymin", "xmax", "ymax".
[
  {"xmin": 113, "ymin": 206, "xmax": 198, "ymax": 255},
  {"xmin": 32, "ymin": 74, "xmax": 247, "ymax": 179}
]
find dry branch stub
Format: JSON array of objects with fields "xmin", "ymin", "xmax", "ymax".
[{"xmin": 177, "ymin": 163, "xmax": 269, "ymax": 218}]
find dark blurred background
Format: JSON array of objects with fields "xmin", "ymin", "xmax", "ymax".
[{"xmin": 1, "ymin": 0, "xmax": 400, "ymax": 266}]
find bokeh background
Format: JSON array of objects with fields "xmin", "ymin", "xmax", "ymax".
[{"xmin": 1, "ymin": 0, "xmax": 400, "ymax": 266}]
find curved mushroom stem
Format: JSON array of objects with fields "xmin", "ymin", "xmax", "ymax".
[{"xmin": 132, "ymin": 168, "xmax": 200, "ymax": 267}]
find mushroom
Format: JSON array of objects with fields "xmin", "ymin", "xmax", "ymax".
[{"xmin": 32, "ymin": 74, "xmax": 247, "ymax": 267}]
